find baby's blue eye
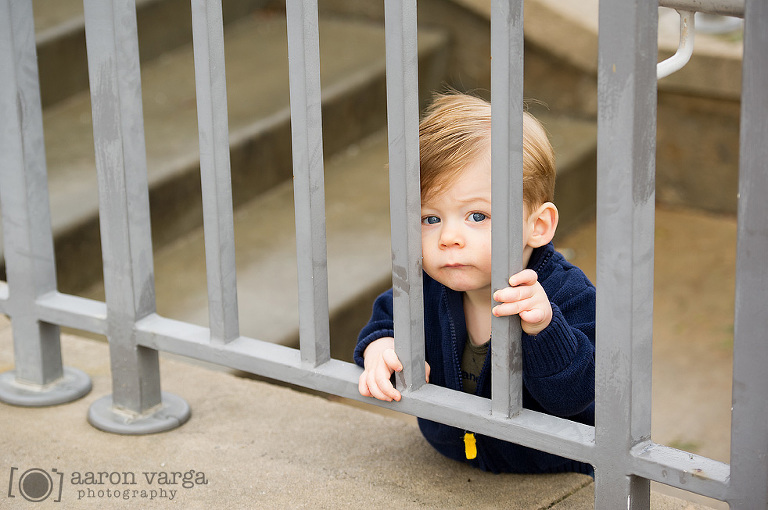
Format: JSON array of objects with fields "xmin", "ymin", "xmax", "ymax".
[
  {"xmin": 422, "ymin": 216, "xmax": 441, "ymax": 225},
  {"xmin": 468, "ymin": 212, "xmax": 487, "ymax": 223}
]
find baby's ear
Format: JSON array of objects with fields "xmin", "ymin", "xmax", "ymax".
[{"xmin": 527, "ymin": 202, "xmax": 559, "ymax": 248}]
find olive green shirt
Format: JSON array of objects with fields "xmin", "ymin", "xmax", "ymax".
[{"xmin": 460, "ymin": 336, "xmax": 488, "ymax": 395}]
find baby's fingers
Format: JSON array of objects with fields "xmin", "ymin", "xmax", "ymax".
[
  {"xmin": 358, "ymin": 371, "xmax": 373, "ymax": 398},
  {"xmin": 507, "ymin": 269, "xmax": 538, "ymax": 287},
  {"xmin": 367, "ymin": 363, "xmax": 401, "ymax": 402},
  {"xmin": 492, "ymin": 299, "xmax": 528, "ymax": 318},
  {"xmin": 518, "ymin": 307, "xmax": 546, "ymax": 324},
  {"xmin": 493, "ymin": 284, "xmax": 536, "ymax": 305},
  {"xmin": 382, "ymin": 348, "xmax": 404, "ymax": 373}
]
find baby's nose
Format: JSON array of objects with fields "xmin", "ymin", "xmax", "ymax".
[{"xmin": 439, "ymin": 224, "xmax": 464, "ymax": 247}]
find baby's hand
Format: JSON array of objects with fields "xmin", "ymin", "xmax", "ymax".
[
  {"xmin": 492, "ymin": 269, "xmax": 553, "ymax": 336},
  {"xmin": 358, "ymin": 337, "xmax": 430, "ymax": 402}
]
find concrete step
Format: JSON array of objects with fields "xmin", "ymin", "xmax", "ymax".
[
  {"xmin": 0, "ymin": 11, "xmax": 449, "ymax": 292},
  {"xmin": 32, "ymin": 0, "xmax": 278, "ymax": 108},
  {"xmin": 80, "ymin": 112, "xmax": 596, "ymax": 360}
]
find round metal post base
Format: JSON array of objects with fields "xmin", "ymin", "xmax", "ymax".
[
  {"xmin": 0, "ymin": 367, "xmax": 92, "ymax": 407},
  {"xmin": 88, "ymin": 392, "xmax": 190, "ymax": 435}
]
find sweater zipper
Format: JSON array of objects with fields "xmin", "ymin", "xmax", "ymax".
[
  {"xmin": 463, "ymin": 432, "xmax": 477, "ymax": 459},
  {"xmin": 464, "ymin": 337, "xmax": 492, "ymax": 460},
  {"xmin": 444, "ymin": 289, "xmax": 477, "ymax": 460},
  {"xmin": 463, "ymin": 339, "xmax": 493, "ymax": 461}
]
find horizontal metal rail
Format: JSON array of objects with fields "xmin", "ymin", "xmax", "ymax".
[
  {"xmin": 135, "ymin": 313, "xmax": 596, "ymax": 459},
  {"xmin": 630, "ymin": 441, "xmax": 730, "ymax": 501},
  {"xmin": 19, "ymin": 288, "xmax": 739, "ymax": 498},
  {"xmin": 35, "ymin": 292, "xmax": 108, "ymax": 336},
  {"xmin": 659, "ymin": 0, "xmax": 744, "ymax": 17}
]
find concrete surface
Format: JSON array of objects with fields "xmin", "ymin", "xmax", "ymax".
[
  {"xmin": 1, "ymin": 206, "xmax": 734, "ymax": 509},
  {"xmin": 0, "ymin": 320, "xmax": 709, "ymax": 510},
  {"xmin": 555, "ymin": 207, "xmax": 735, "ymax": 510},
  {"xmin": 455, "ymin": 0, "xmax": 743, "ymax": 99}
]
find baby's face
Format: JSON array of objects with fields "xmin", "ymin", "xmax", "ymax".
[{"xmin": 420, "ymin": 160, "xmax": 493, "ymax": 295}]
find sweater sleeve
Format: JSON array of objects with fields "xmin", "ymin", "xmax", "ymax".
[
  {"xmin": 521, "ymin": 278, "xmax": 596, "ymax": 417},
  {"xmin": 353, "ymin": 288, "xmax": 395, "ymax": 367}
]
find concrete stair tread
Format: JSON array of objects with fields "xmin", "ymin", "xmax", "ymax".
[
  {"xmin": 542, "ymin": 114, "xmax": 596, "ymax": 177},
  {"xmin": 32, "ymin": 0, "xmax": 83, "ymax": 35},
  {"xmin": 40, "ymin": 12, "xmax": 442, "ymax": 238},
  {"xmin": 90, "ymin": 131, "xmax": 393, "ymax": 349},
  {"xmin": 0, "ymin": 11, "xmax": 447, "ymax": 285},
  {"xmin": 455, "ymin": 0, "xmax": 743, "ymax": 99},
  {"xmin": 32, "ymin": 0, "xmax": 283, "ymax": 109},
  {"xmin": 78, "ymin": 112, "xmax": 597, "ymax": 354}
]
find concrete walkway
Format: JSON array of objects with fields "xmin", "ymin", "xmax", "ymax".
[
  {"xmin": 1, "ymin": 206, "xmax": 734, "ymax": 510},
  {"xmin": 1, "ymin": 322, "xmax": 579, "ymax": 509},
  {"xmin": 1, "ymin": 319, "xmax": 714, "ymax": 509}
]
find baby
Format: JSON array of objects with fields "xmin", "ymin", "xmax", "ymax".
[{"xmin": 354, "ymin": 93, "xmax": 595, "ymax": 475}]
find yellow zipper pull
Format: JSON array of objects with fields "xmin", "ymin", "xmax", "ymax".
[{"xmin": 464, "ymin": 432, "xmax": 477, "ymax": 460}]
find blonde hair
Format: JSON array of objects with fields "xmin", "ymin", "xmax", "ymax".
[{"xmin": 419, "ymin": 93, "xmax": 555, "ymax": 213}]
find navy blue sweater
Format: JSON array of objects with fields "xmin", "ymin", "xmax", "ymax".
[{"xmin": 354, "ymin": 242, "xmax": 595, "ymax": 474}]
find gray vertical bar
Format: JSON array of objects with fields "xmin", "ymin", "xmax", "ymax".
[
  {"xmin": 490, "ymin": 0, "xmax": 525, "ymax": 418},
  {"xmin": 595, "ymin": 0, "xmax": 657, "ymax": 507},
  {"xmin": 384, "ymin": 0, "xmax": 426, "ymax": 393},
  {"xmin": 286, "ymin": 0, "xmax": 331, "ymax": 366},
  {"xmin": 191, "ymin": 0, "xmax": 240, "ymax": 345},
  {"xmin": 83, "ymin": 0, "xmax": 161, "ymax": 413},
  {"xmin": 0, "ymin": 0, "xmax": 62, "ymax": 386},
  {"xmin": 728, "ymin": 1, "xmax": 768, "ymax": 508}
]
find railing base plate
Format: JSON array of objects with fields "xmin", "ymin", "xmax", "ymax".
[
  {"xmin": 87, "ymin": 392, "xmax": 190, "ymax": 435},
  {"xmin": 0, "ymin": 367, "xmax": 92, "ymax": 407}
]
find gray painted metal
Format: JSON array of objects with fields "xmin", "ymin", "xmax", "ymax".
[
  {"xmin": 0, "ymin": 0, "xmax": 766, "ymax": 505},
  {"xmin": 286, "ymin": 0, "xmax": 331, "ymax": 367},
  {"xmin": 191, "ymin": 0, "xmax": 240, "ymax": 345},
  {"xmin": 383, "ymin": 0, "xmax": 426, "ymax": 394},
  {"xmin": 728, "ymin": 1, "xmax": 768, "ymax": 507},
  {"xmin": 656, "ymin": 9, "xmax": 695, "ymax": 80},
  {"xmin": 133, "ymin": 313, "xmax": 595, "ymax": 463},
  {"xmin": 36, "ymin": 292, "xmax": 108, "ymax": 337},
  {"xmin": 0, "ymin": 0, "xmax": 91, "ymax": 406},
  {"xmin": 489, "ymin": 0, "xmax": 525, "ymax": 419},
  {"xmin": 595, "ymin": 0, "xmax": 657, "ymax": 507},
  {"xmin": 630, "ymin": 442, "xmax": 729, "ymax": 501},
  {"xmin": 0, "ymin": 367, "xmax": 91, "ymax": 407},
  {"xmin": 82, "ymin": 0, "xmax": 187, "ymax": 433},
  {"xmin": 88, "ymin": 391, "xmax": 190, "ymax": 435},
  {"xmin": 659, "ymin": 0, "xmax": 744, "ymax": 17},
  {"xmin": 0, "ymin": 0, "xmax": 61, "ymax": 386}
]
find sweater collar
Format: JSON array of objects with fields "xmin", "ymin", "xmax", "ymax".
[{"xmin": 526, "ymin": 242, "xmax": 555, "ymax": 274}]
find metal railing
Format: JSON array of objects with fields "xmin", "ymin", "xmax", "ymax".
[{"xmin": 0, "ymin": 0, "xmax": 765, "ymax": 507}]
